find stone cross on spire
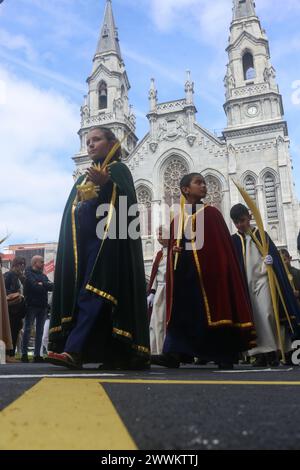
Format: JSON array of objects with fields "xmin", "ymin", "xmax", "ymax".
[
  {"xmin": 95, "ymin": 0, "xmax": 122, "ymax": 59},
  {"xmin": 233, "ymin": 0, "xmax": 257, "ymax": 20}
]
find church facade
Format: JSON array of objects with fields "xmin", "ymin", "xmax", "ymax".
[{"xmin": 73, "ymin": 0, "xmax": 300, "ymax": 274}]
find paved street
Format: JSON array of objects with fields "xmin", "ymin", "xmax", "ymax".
[{"xmin": 1, "ymin": 362, "xmax": 300, "ymax": 450}]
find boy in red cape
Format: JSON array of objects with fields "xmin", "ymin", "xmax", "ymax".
[{"xmin": 152, "ymin": 173, "xmax": 256, "ymax": 369}]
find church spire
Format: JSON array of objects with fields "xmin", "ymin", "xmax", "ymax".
[
  {"xmin": 233, "ymin": 0, "xmax": 257, "ymax": 20},
  {"xmin": 95, "ymin": 0, "xmax": 122, "ymax": 59},
  {"xmin": 73, "ymin": 0, "xmax": 138, "ymax": 170}
]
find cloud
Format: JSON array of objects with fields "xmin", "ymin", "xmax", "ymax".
[
  {"xmin": 146, "ymin": 0, "xmax": 231, "ymax": 45},
  {"xmin": 145, "ymin": 0, "xmax": 300, "ymax": 46},
  {"xmin": 0, "ymin": 28, "xmax": 37, "ymax": 61},
  {"xmin": 0, "ymin": 66, "xmax": 79, "ymax": 244},
  {"xmin": 0, "ymin": 50, "xmax": 86, "ymax": 94}
]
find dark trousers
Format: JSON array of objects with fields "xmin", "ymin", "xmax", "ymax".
[
  {"xmin": 64, "ymin": 287, "xmax": 105, "ymax": 354},
  {"xmin": 22, "ymin": 306, "xmax": 47, "ymax": 357},
  {"xmin": 8, "ymin": 309, "xmax": 23, "ymax": 355}
]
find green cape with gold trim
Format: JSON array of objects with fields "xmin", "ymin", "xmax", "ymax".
[{"xmin": 49, "ymin": 162, "xmax": 150, "ymax": 359}]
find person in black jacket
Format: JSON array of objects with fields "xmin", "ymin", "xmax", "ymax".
[
  {"xmin": 22, "ymin": 256, "xmax": 53, "ymax": 363},
  {"xmin": 4, "ymin": 257, "xmax": 26, "ymax": 359}
]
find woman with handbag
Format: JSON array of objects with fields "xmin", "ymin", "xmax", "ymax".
[
  {"xmin": 0, "ymin": 255, "xmax": 13, "ymax": 362},
  {"xmin": 4, "ymin": 257, "xmax": 26, "ymax": 360}
]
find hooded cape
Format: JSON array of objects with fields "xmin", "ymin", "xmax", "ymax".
[{"xmin": 49, "ymin": 162, "xmax": 150, "ymax": 358}]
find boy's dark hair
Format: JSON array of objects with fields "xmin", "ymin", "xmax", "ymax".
[
  {"xmin": 279, "ymin": 248, "xmax": 290, "ymax": 258},
  {"xmin": 89, "ymin": 126, "xmax": 122, "ymax": 160},
  {"xmin": 230, "ymin": 204, "xmax": 250, "ymax": 222},
  {"xmin": 11, "ymin": 256, "xmax": 26, "ymax": 269},
  {"xmin": 180, "ymin": 173, "xmax": 203, "ymax": 196}
]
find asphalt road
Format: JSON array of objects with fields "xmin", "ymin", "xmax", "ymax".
[{"xmin": 1, "ymin": 362, "xmax": 300, "ymax": 450}]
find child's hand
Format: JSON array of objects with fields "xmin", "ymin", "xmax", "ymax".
[
  {"xmin": 147, "ymin": 293, "xmax": 155, "ymax": 308},
  {"xmin": 173, "ymin": 246, "xmax": 183, "ymax": 254},
  {"xmin": 86, "ymin": 167, "xmax": 110, "ymax": 186},
  {"xmin": 264, "ymin": 255, "xmax": 273, "ymax": 266}
]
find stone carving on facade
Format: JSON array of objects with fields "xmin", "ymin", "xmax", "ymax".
[
  {"xmin": 149, "ymin": 141, "xmax": 158, "ymax": 153},
  {"xmin": 157, "ymin": 120, "xmax": 167, "ymax": 141},
  {"xmin": 204, "ymin": 176, "xmax": 223, "ymax": 212},
  {"xmin": 224, "ymin": 65, "xmax": 235, "ymax": 99},
  {"xmin": 164, "ymin": 158, "xmax": 189, "ymax": 204},
  {"xmin": 185, "ymin": 71, "xmax": 194, "ymax": 104},
  {"xmin": 187, "ymin": 134, "xmax": 196, "ymax": 147},
  {"xmin": 156, "ymin": 100, "xmax": 185, "ymax": 113},
  {"xmin": 263, "ymin": 66, "xmax": 276, "ymax": 86},
  {"xmin": 157, "ymin": 116, "xmax": 188, "ymax": 142},
  {"xmin": 80, "ymin": 105, "xmax": 90, "ymax": 124},
  {"xmin": 137, "ymin": 186, "xmax": 152, "ymax": 208},
  {"xmin": 85, "ymin": 113, "xmax": 114, "ymax": 126},
  {"xmin": 113, "ymin": 97, "xmax": 124, "ymax": 118},
  {"xmin": 137, "ymin": 186, "xmax": 152, "ymax": 237},
  {"xmin": 227, "ymin": 144, "xmax": 237, "ymax": 174},
  {"xmin": 233, "ymin": 84, "xmax": 268, "ymax": 98}
]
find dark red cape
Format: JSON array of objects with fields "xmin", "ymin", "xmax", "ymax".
[
  {"xmin": 147, "ymin": 249, "xmax": 163, "ymax": 295},
  {"xmin": 166, "ymin": 205, "xmax": 255, "ymax": 346}
]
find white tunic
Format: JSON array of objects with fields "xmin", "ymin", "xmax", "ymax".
[
  {"xmin": 149, "ymin": 248, "xmax": 167, "ymax": 355},
  {"xmin": 245, "ymin": 234, "xmax": 290, "ymax": 355}
]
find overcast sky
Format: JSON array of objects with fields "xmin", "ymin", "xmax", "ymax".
[{"xmin": 0, "ymin": 0, "xmax": 299, "ymax": 245}]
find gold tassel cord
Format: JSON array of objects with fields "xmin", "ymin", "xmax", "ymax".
[{"xmin": 232, "ymin": 179, "xmax": 286, "ymax": 363}]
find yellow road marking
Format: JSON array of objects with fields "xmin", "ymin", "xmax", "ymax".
[
  {"xmin": 1, "ymin": 377, "xmax": 300, "ymax": 450},
  {"xmin": 0, "ymin": 378, "xmax": 136, "ymax": 450},
  {"xmin": 99, "ymin": 379, "xmax": 300, "ymax": 385}
]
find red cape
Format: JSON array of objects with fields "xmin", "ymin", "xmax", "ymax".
[
  {"xmin": 147, "ymin": 249, "xmax": 163, "ymax": 294},
  {"xmin": 166, "ymin": 205, "xmax": 255, "ymax": 345}
]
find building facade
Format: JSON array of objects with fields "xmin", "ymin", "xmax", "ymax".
[{"xmin": 73, "ymin": 0, "xmax": 300, "ymax": 274}]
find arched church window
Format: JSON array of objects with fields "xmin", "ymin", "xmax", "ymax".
[
  {"xmin": 203, "ymin": 175, "xmax": 223, "ymax": 212},
  {"xmin": 163, "ymin": 158, "xmax": 189, "ymax": 206},
  {"xmin": 244, "ymin": 175, "xmax": 256, "ymax": 202},
  {"xmin": 264, "ymin": 172, "xmax": 278, "ymax": 220},
  {"xmin": 137, "ymin": 186, "xmax": 152, "ymax": 237},
  {"xmin": 98, "ymin": 81, "xmax": 108, "ymax": 110},
  {"xmin": 243, "ymin": 52, "xmax": 256, "ymax": 80}
]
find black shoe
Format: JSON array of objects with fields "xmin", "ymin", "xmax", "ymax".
[
  {"xmin": 33, "ymin": 356, "xmax": 44, "ymax": 363},
  {"xmin": 151, "ymin": 354, "xmax": 180, "ymax": 368},
  {"xmin": 252, "ymin": 354, "xmax": 268, "ymax": 367},
  {"xmin": 266, "ymin": 351, "xmax": 279, "ymax": 367},
  {"xmin": 218, "ymin": 362, "xmax": 234, "ymax": 370},
  {"xmin": 21, "ymin": 354, "xmax": 29, "ymax": 363},
  {"xmin": 282, "ymin": 351, "xmax": 294, "ymax": 366}
]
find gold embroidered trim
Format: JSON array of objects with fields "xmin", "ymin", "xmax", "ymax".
[
  {"xmin": 113, "ymin": 327, "xmax": 132, "ymax": 339},
  {"xmin": 113, "ymin": 328, "xmax": 150, "ymax": 355},
  {"xmin": 49, "ymin": 326, "xmax": 62, "ymax": 334},
  {"xmin": 86, "ymin": 284, "xmax": 118, "ymax": 306},
  {"xmin": 191, "ymin": 239, "xmax": 253, "ymax": 328}
]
